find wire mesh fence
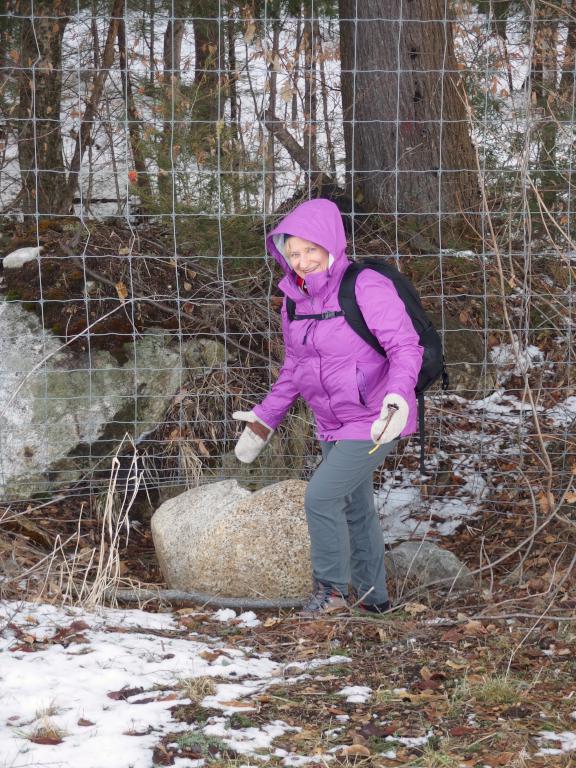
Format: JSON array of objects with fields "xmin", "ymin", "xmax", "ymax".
[{"xmin": 0, "ymin": 1, "xmax": 574, "ymax": 559}]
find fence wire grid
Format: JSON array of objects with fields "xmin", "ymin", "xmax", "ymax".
[{"xmin": 0, "ymin": 1, "xmax": 574, "ymax": 551}]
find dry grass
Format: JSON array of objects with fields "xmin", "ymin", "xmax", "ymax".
[
  {"xmin": 449, "ymin": 673, "xmax": 527, "ymax": 715},
  {"xmin": 50, "ymin": 436, "xmax": 142, "ymax": 608},
  {"xmin": 34, "ymin": 701, "xmax": 62, "ymax": 719},
  {"xmin": 408, "ymin": 742, "xmax": 461, "ymax": 768},
  {"xmin": 176, "ymin": 675, "xmax": 217, "ymax": 703},
  {"xmin": 372, "ymin": 686, "xmax": 405, "ymax": 706},
  {"xmin": 17, "ymin": 717, "xmax": 67, "ymax": 745}
]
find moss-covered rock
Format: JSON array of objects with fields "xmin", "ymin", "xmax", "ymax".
[
  {"xmin": 428, "ymin": 312, "xmax": 497, "ymax": 397},
  {"xmin": 0, "ymin": 301, "xmax": 186, "ymax": 498}
]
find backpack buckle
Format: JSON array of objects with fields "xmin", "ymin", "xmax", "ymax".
[{"xmin": 321, "ymin": 311, "xmax": 341, "ymax": 319}]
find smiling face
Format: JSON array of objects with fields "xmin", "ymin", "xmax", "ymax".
[{"xmin": 284, "ymin": 236, "xmax": 330, "ymax": 278}]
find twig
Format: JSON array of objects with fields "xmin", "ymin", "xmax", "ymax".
[{"xmin": 475, "ymin": 613, "xmax": 576, "ymax": 622}]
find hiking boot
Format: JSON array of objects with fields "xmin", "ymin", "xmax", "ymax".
[
  {"xmin": 298, "ymin": 582, "xmax": 348, "ymax": 617},
  {"xmin": 347, "ymin": 588, "xmax": 391, "ymax": 615},
  {"xmin": 357, "ymin": 600, "xmax": 391, "ymax": 615}
]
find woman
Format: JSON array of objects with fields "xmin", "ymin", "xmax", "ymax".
[{"xmin": 233, "ymin": 199, "xmax": 423, "ymax": 616}]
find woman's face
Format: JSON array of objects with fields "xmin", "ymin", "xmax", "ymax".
[{"xmin": 285, "ymin": 236, "xmax": 330, "ymax": 278}]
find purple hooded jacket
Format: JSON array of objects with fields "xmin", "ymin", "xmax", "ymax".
[{"xmin": 253, "ymin": 199, "xmax": 424, "ymax": 441}]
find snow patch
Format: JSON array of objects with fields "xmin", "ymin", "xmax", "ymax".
[
  {"xmin": 337, "ymin": 685, "xmax": 372, "ymax": 703},
  {"xmin": 0, "ymin": 601, "xmax": 283, "ymax": 768},
  {"xmin": 549, "ymin": 396, "xmax": 576, "ymax": 427},
  {"xmin": 536, "ymin": 730, "xmax": 576, "ymax": 755},
  {"xmin": 490, "ymin": 341, "xmax": 544, "ymax": 380}
]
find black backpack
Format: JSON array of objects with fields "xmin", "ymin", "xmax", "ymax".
[{"xmin": 286, "ymin": 258, "xmax": 449, "ymax": 474}]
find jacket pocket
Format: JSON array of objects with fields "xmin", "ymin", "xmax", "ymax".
[{"xmin": 356, "ymin": 366, "xmax": 368, "ymax": 407}]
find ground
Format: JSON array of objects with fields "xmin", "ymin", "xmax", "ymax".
[
  {"xmin": 1, "ymin": 220, "xmax": 575, "ymax": 768},
  {"xmin": 1, "ymin": 599, "xmax": 575, "ymax": 768}
]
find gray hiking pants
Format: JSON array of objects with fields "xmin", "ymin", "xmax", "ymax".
[{"xmin": 304, "ymin": 439, "xmax": 396, "ymax": 605}]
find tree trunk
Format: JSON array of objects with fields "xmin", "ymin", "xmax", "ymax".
[
  {"xmin": 266, "ymin": 20, "xmax": 281, "ymax": 211},
  {"xmin": 191, "ymin": 0, "xmax": 224, "ymax": 151},
  {"xmin": 316, "ymin": 18, "xmax": 337, "ymax": 177},
  {"xmin": 149, "ymin": 0, "xmax": 155, "ymax": 86},
  {"xmin": 17, "ymin": 0, "xmax": 71, "ymax": 215},
  {"xmin": 117, "ymin": 17, "xmax": 152, "ymax": 202},
  {"xmin": 292, "ymin": 16, "xmax": 301, "ymax": 128},
  {"xmin": 339, "ymin": 0, "xmax": 479, "ymax": 246},
  {"xmin": 226, "ymin": 13, "xmax": 242, "ymax": 211},
  {"xmin": 559, "ymin": 0, "xmax": 576, "ymax": 105},
  {"xmin": 302, "ymin": 1, "xmax": 317, "ymax": 175},
  {"xmin": 227, "ymin": 14, "xmax": 239, "ymax": 140},
  {"xmin": 533, "ymin": 6, "xmax": 560, "ymax": 208},
  {"xmin": 158, "ymin": 0, "xmax": 185, "ymax": 198}
]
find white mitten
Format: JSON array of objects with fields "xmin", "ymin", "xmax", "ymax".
[
  {"xmin": 370, "ymin": 394, "xmax": 409, "ymax": 445},
  {"xmin": 233, "ymin": 411, "xmax": 274, "ymax": 464}
]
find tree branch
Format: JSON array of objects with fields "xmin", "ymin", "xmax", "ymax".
[{"xmin": 264, "ymin": 109, "xmax": 332, "ymax": 186}]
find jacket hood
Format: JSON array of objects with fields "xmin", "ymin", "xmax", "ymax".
[{"xmin": 266, "ymin": 198, "xmax": 348, "ymax": 275}]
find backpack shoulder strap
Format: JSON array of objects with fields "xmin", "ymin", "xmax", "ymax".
[
  {"xmin": 338, "ymin": 263, "xmax": 386, "ymax": 357},
  {"xmin": 285, "ymin": 296, "xmax": 296, "ymax": 321},
  {"xmin": 417, "ymin": 392, "xmax": 427, "ymax": 476}
]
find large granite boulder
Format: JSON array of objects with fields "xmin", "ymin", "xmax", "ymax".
[{"xmin": 151, "ymin": 479, "xmax": 312, "ymax": 598}]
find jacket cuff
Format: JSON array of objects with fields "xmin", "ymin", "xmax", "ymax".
[
  {"xmin": 248, "ymin": 420, "xmax": 272, "ymax": 440},
  {"xmin": 252, "ymin": 406, "xmax": 277, "ymax": 432}
]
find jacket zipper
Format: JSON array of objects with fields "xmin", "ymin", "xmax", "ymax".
[{"xmin": 305, "ymin": 300, "xmax": 342, "ymax": 429}]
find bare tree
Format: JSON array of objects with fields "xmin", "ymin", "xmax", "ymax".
[{"xmin": 56, "ymin": 0, "xmax": 125, "ymax": 214}]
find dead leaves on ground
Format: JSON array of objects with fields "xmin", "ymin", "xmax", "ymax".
[{"xmin": 233, "ymin": 610, "xmax": 576, "ymax": 767}]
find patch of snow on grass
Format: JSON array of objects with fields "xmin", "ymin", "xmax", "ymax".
[
  {"xmin": 490, "ymin": 341, "xmax": 544, "ymax": 379},
  {"xmin": 214, "ymin": 608, "xmax": 238, "ymax": 622},
  {"xmin": 337, "ymin": 685, "xmax": 372, "ymax": 703},
  {"xmin": 536, "ymin": 730, "xmax": 576, "ymax": 755},
  {"xmin": 387, "ymin": 732, "xmax": 433, "ymax": 747},
  {"xmin": 238, "ymin": 611, "xmax": 261, "ymax": 627},
  {"xmin": 0, "ymin": 601, "xmax": 283, "ymax": 768},
  {"xmin": 549, "ymin": 396, "xmax": 576, "ymax": 427},
  {"xmin": 204, "ymin": 718, "xmax": 298, "ymax": 754},
  {"xmin": 281, "ymin": 755, "xmax": 334, "ymax": 766}
]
